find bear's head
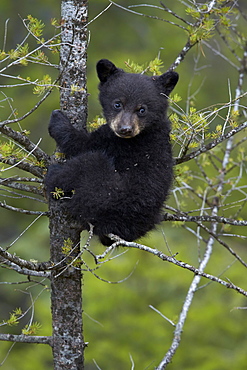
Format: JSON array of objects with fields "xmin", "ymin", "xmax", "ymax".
[{"xmin": 96, "ymin": 59, "xmax": 178, "ymax": 139}]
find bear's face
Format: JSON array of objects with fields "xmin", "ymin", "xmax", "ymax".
[{"xmin": 97, "ymin": 59, "xmax": 178, "ymax": 139}]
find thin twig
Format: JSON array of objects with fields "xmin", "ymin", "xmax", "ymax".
[{"xmin": 109, "ymin": 1, "xmax": 186, "ymax": 30}]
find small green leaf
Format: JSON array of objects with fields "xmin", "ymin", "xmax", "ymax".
[
  {"xmin": 22, "ymin": 322, "xmax": 42, "ymax": 335},
  {"xmin": 51, "ymin": 187, "xmax": 65, "ymax": 199}
]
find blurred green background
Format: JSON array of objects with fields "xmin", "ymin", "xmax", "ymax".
[{"xmin": 0, "ymin": 1, "xmax": 247, "ymax": 369}]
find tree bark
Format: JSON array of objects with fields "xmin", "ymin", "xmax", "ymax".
[
  {"xmin": 49, "ymin": 1, "xmax": 88, "ymax": 369},
  {"xmin": 49, "ymin": 207, "xmax": 84, "ymax": 370},
  {"xmin": 60, "ymin": 0, "xmax": 88, "ymax": 127}
]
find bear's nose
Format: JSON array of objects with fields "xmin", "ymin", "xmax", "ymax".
[{"xmin": 118, "ymin": 125, "xmax": 133, "ymax": 137}]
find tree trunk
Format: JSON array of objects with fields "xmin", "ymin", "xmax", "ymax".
[
  {"xmin": 60, "ymin": 0, "xmax": 88, "ymax": 127},
  {"xmin": 49, "ymin": 209, "xmax": 84, "ymax": 370},
  {"xmin": 49, "ymin": 1, "xmax": 88, "ymax": 369}
]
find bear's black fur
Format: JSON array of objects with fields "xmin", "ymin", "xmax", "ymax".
[{"xmin": 45, "ymin": 59, "xmax": 178, "ymax": 245}]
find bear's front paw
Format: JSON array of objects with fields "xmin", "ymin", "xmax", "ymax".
[
  {"xmin": 48, "ymin": 110, "xmax": 71, "ymax": 138},
  {"xmin": 50, "ymin": 109, "xmax": 70, "ymax": 125}
]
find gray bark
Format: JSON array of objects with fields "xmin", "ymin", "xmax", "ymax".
[{"xmin": 60, "ymin": 0, "xmax": 88, "ymax": 127}]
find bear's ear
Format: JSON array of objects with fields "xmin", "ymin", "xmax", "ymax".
[
  {"xmin": 155, "ymin": 71, "xmax": 179, "ymax": 96},
  {"xmin": 96, "ymin": 59, "xmax": 120, "ymax": 83}
]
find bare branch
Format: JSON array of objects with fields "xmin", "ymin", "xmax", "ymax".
[
  {"xmin": 149, "ymin": 305, "xmax": 176, "ymax": 327},
  {"xmin": 162, "ymin": 212, "xmax": 247, "ymax": 226},
  {"xmin": 110, "ymin": 1, "xmax": 187, "ymax": 30},
  {"xmin": 96, "ymin": 238, "xmax": 247, "ymax": 298},
  {"xmin": 159, "ymin": 2, "xmax": 192, "ymax": 26},
  {"xmin": 0, "ymin": 88, "xmax": 53, "ymax": 128},
  {"xmin": 0, "ymin": 333, "xmax": 52, "ymax": 346},
  {"xmin": 157, "ymin": 221, "xmax": 215, "ymax": 368},
  {"xmin": 0, "ymin": 201, "xmax": 47, "ymax": 215},
  {"xmin": 1, "ymin": 176, "xmax": 42, "ymax": 183},
  {"xmin": 0, "ymin": 258, "xmax": 51, "ymax": 278},
  {"xmin": 0, "ymin": 246, "xmax": 52, "ymax": 272},
  {"xmin": 0, "ymin": 177, "xmax": 43, "ymax": 195},
  {"xmin": 3, "ymin": 18, "xmax": 9, "ymax": 52},
  {"xmin": 169, "ymin": 40, "xmax": 194, "ymax": 71}
]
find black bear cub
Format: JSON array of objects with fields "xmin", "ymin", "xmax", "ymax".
[{"xmin": 45, "ymin": 59, "xmax": 178, "ymax": 245}]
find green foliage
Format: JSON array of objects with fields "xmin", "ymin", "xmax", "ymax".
[
  {"xmin": 31, "ymin": 50, "xmax": 49, "ymax": 63},
  {"xmin": 170, "ymin": 106, "xmax": 210, "ymax": 151},
  {"xmin": 84, "ymin": 241, "xmax": 247, "ymax": 370},
  {"xmin": 185, "ymin": 8, "xmax": 200, "ymax": 20},
  {"xmin": 51, "ymin": 18, "xmax": 60, "ymax": 28},
  {"xmin": 229, "ymin": 109, "xmax": 240, "ymax": 128},
  {"xmin": 185, "ymin": 1, "xmax": 238, "ymax": 45},
  {"xmin": 87, "ymin": 115, "xmax": 106, "ymax": 132},
  {"xmin": 170, "ymin": 93, "xmax": 182, "ymax": 104},
  {"xmin": 125, "ymin": 57, "xmax": 164, "ymax": 75},
  {"xmin": 8, "ymin": 43, "xmax": 29, "ymax": 65},
  {"xmin": 147, "ymin": 57, "xmax": 164, "ymax": 75},
  {"xmin": 70, "ymin": 84, "xmax": 85, "ymax": 95},
  {"xmin": 187, "ymin": 18, "xmax": 215, "ymax": 44},
  {"xmin": 0, "ymin": 141, "xmax": 16, "ymax": 159},
  {"xmin": 27, "ymin": 15, "xmax": 45, "ymax": 42},
  {"xmin": 33, "ymin": 74, "xmax": 52, "ymax": 95},
  {"xmin": 1, "ymin": 308, "xmax": 22, "ymax": 326},
  {"xmin": 0, "ymin": 139, "xmax": 44, "ymax": 169},
  {"xmin": 170, "ymin": 102, "xmax": 243, "ymax": 159},
  {"xmin": 62, "ymin": 238, "xmax": 82, "ymax": 267},
  {"xmin": 174, "ymin": 164, "xmax": 193, "ymax": 188},
  {"xmin": 54, "ymin": 151, "xmax": 66, "ymax": 160},
  {"xmin": 172, "ymin": 220, "xmax": 185, "ymax": 227},
  {"xmin": 50, "ymin": 187, "xmax": 65, "ymax": 200},
  {"xmin": 125, "ymin": 60, "xmax": 145, "ymax": 73},
  {"xmin": 0, "ymin": 50, "xmax": 7, "ymax": 60},
  {"xmin": 22, "ymin": 322, "xmax": 42, "ymax": 335},
  {"xmin": 0, "ymin": 140, "xmax": 26, "ymax": 162},
  {"xmin": 62, "ymin": 238, "xmax": 74, "ymax": 256}
]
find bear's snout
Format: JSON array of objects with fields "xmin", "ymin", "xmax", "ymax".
[
  {"xmin": 118, "ymin": 124, "xmax": 134, "ymax": 138},
  {"xmin": 110, "ymin": 111, "xmax": 141, "ymax": 138}
]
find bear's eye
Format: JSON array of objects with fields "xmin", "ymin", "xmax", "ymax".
[
  {"xmin": 137, "ymin": 106, "xmax": 147, "ymax": 116},
  {"xmin": 113, "ymin": 101, "xmax": 122, "ymax": 110}
]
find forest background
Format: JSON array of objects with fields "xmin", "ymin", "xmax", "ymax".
[{"xmin": 0, "ymin": 0, "xmax": 246, "ymax": 369}]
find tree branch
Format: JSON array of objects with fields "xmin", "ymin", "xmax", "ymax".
[
  {"xmin": 110, "ymin": 1, "xmax": 187, "ymax": 30},
  {"xmin": 0, "ymin": 87, "xmax": 53, "ymax": 128},
  {"xmin": 0, "ymin": 257, "xmax": 51, "ymax": 278},
  {"xmin": 162, "ymin": 212, "xmax": 247, "ymax": 226},
  {"xmin": 0, "ymin": 125, "xmax": 50, "ymax": 165},
  {"xmin": 169, "ymin": 40, "xmax": 194, "ymax": 70},
  {"xmin": 157, "ymin": 227, "xmax": 215, "ymax": 368},
  {"xmin": 0, "ymin": 246, "xmax": 52, "ymax": 271},
  {"xmin": 0, "ymin": 333, "xmax": 52, "ymax": 346},
  {"xmin": 96, "ymin": 238, "xmax": 247, "ymax": 298},
  {"xmin": 175, "ymin": 120, "xmax": 247, "ymax": 164},
  {"xmin": 0, "ymin": 201, "xmax": 47, "ymax": 215},
  {"xmin": 0, "ymin": 154, "xmax": 44, "ymax": 178},
  {"xmin": 0, "ymin": 177, "xmax": 43, "ymax": 196}
]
